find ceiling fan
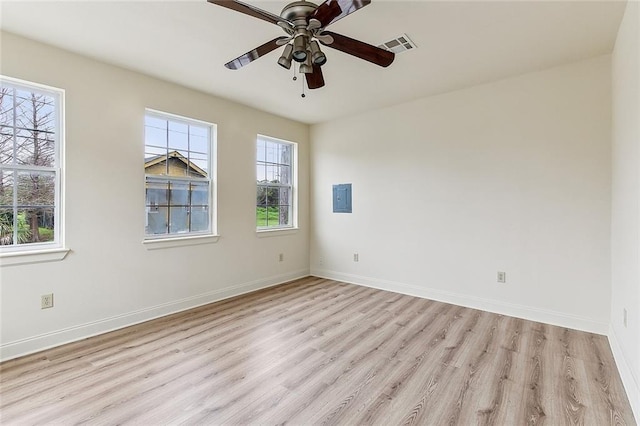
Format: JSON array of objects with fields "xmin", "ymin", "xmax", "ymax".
[{"xmin": 207, "ymin": 0, "xmax": 395, "ymax": 91}]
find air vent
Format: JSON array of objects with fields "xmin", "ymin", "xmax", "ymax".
[{"xmin": 378, "ymin": 34, "xmax": 417, "ymax": 54}]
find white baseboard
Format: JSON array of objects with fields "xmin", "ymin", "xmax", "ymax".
[
  {"xmin": 608, "ymin": 325, "xmax": 640, "ymax": 423},
  {"xmin": 0, "ymin": 269, "xmax": 309, "ymax": 362},
  {"xmin": 311, "ymin": 269, "xmax": 609, "ymax": 335}
]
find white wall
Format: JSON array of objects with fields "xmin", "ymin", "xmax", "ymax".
[
  {"xmin": 610, "ymin": 1, "xmax": 640, "ymax": 419},
  {"xmin": 0, "ymin": 32, "xmax": 310, "ymax": 360},
  {"xmin": 311, "ymin": 56, "xmax": 612, "ymax": 334}
]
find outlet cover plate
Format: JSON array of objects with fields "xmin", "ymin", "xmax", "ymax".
[{"xmin": 41, "ymin": 294, "xmax": 54, "ymax": 309}]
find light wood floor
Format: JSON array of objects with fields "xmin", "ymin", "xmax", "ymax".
[{"xmin": 0, "ymin": 277, "xmax": 635, "ymax": 425}]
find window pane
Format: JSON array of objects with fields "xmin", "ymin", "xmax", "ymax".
[
  {"xmin": 145, "ymin": 115, "xmax": 167, "ymax": 131},
  {"xmin": 13, "ymin": 93, "xmax": 56, "ymax": 167},
  {"xmin": 266, "ymin": 186, "xmax": 279, "ymax": 207},
  {"xmin": 257, "ymin": 164, "xmax": 266, "ymax": 182},
  {"xmin": 279, "ymin": 165, "xmax": 291, "ymax": 185},
  {"xmin": 0, "ymin": 88, "xmax": 14, "ymax": 127},
  {"xmin": 280, "ymin": 144, "xmax": 291, "ymax": 166},
  {"xmin": 256, "ymin": 186, "xmax": 267, "ymax": 207},
  {"xmin": 266, "ymin": 165, "xmax": 278, "ymax": 182},
  {"xmin": 168, "ymin": 129, "xmax": 188, "ymax": 151},
  {"xmin": 16, "ymin": 207, "xmax": 54, "ymax": 244},
  {"xmin": 266, "ymin": 206, "xmax": 278, "ymax": 226},
  {"xmin": 145, "ymin": 146, "xmax": 166, "ymax": 161},
  {"xmin": 189, "ymin": 153, "xmax": 208, "ymax": 177},
  {"xmin": 166, "ymin": 150, "xmax": 189, "ymax": 177},
  {"xmin": 0, "ymin": 124, "xmax": 14, "ymax": 165},
  {"xmin": 169, "ymin": 206, "xmax": 188, "ymax": 233},
  {"xmin": 0, "ymin": 171, "xmax": 14, "ymax": 208},
  {"xmin": 15, "ymin": 208, "xmax": 53, "ymax": 245},
  {"xmin": 190, "ymin": 134, "xmax": 208, "ymax": 155},
  {"xmin": 0, "ymin": 87, "xmax": 15, "ymax": 164},
  {"xmin": 17, "ymin": 171, "xmax": 55, "ymax": 208},
  {"xmin": 257, "ymin": 139, "xmax": 265, "ymax": 162},
  {"xmin": 256, "ymin": 206, "xmax": 265, "ymax": 227},
  {"xmin": 145, "ymin": 126, "xmax": 167, "ymax": 148},
  {"xmin": 265, "ymin": 141, "xmax": 278, "ymax": 163},
  {"xmin": 146, "ymin": 180, "xmax": 168, "ymax": 206},
  {"xmin": 147, "ymin": 206, "xmax": 168, "ymax": 235},
  {"xmin": 191, "ymin": 206, "xmax": 209, "ymax": 232},
  {"xmin": 191, "ymin": 182, "xmax": 208, "ymax": 206},
  {"xmin": 168, "ymin": 120, "xmax": 188, "ymax": 134},
  {"xmin": 279, "ymin": 205, "xmax": 290, "ymax": 226},
  {"xmin": 170, "ymin": 182, "xmax": 189, "ymax": 206},
  {"xmin": 0, "ymin": 208, "xmax": 15, "ymax": 245},
  {"xmin": 279, "ymin": 187, "xmax": 291, "ymax": 208},
  {"xmin": 256, "ymin": 206, "xmax": 279, "ymax": 227}
]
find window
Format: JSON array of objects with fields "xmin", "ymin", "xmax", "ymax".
[
  {"xmin": 0, "ymin": 77, "xmax": 63, "ymax": 253},
  {"xmin": 144, "ymin": 110, "xmax": 215, "ymax": 238},
  {"xmin": 256, "ymin": 135, "xmax": 296, "ymax": 230}
]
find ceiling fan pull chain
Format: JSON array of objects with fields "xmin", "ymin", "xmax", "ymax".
[
  {"xmin": 301, "ymin": 77, "xmax": 306, "ymax": 98},
  {"xmin": 293, "ymin": 65, "xmax": 297, "ymax": 81}
]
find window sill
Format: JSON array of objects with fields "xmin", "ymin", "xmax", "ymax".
[
  {"xmin": 0, "ymin": 248, "xmax": 70, "ymax": 267},
  {"xmin": 143, "ymin": 234, "xmax": 220, "ymax": 250},
  {"xmin": 256, "ymin": 227, "xmax": 299, "ymax": 238}
]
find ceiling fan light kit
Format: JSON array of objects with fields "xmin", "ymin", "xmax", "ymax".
[
  {"xmin": 278, "ymin": 44, "xmax": 294, "ymax": 69},
  {"xmin": 292, "ymin": 34, "xmax": 309, "ymax": 62},
  {"xmin": 208, "ymin": 0, "xmax": 395, "ymax": 92}
]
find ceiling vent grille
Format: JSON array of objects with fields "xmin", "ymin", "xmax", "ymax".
[{"xmin": 378, "ymin": 34, "xmax": 417, "ymax": 54}]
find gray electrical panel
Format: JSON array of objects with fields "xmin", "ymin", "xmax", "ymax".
[{"xmin": 333, "ymin": 184, "xmax": 352, "ymax": 213}]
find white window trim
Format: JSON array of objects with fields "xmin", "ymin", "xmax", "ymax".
[
  {"xmin": 256, "ymin": 134, "xmax": 298, "ymax": 233},
  {"xmin": 143, "ymin": 109, "xmax": 217, "ymax": 244},
  {"xmin": 256, "ymin": 227, "xmax": 299, "ymax": 238},
  {"xmin": 0, "ymin": 248, "xmax": 69, "ymax": 267},
  {"xmin": 142, "ymin": 234, "xmax": 219, "ymax": 250},
  {"xmin": 0, "ymin": 76, "xmax": 67, "ymax": 264}
]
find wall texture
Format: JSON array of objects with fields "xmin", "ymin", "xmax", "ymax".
[
  {"xmin": 311, "ymin": 55, "xmax": 612, "ymax": 334},
  {"xmin": 0, "ymin": 32, "xmax": 310, "ymax": 360},
  {"xmin": 610, "ymin": 1, "xmax": 640, "ymax": 419}
]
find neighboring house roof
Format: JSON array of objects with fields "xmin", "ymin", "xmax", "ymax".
[{"xmin": 144, "ymin": 150, "xmax": 207, "ymax": 178}]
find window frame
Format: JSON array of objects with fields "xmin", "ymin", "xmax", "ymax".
[
  {"xmin": 143, "ymin": 109, "xmax": 217, "ymax": 242},
  {"xmin": 256, "ymin": 134, "xmax": 298, "ymax": 232},
  {"xmin": 0, "ymin": 76, "xmax": 66, "ymax": 259}
]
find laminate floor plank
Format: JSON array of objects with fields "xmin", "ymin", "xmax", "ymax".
[{"xmin": 0, "ymin": 277, "xmax": 635, "ymax": 425}]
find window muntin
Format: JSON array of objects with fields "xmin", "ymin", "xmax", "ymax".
[
  {"xmin": 256, "ymin": 136, "xmax": 295, "ymax": 229},
  {"xmin": 0, "ymin": 77, "xmax": 63, "ymax": 252},
  {"xmin": 144, "ymin": 111, "xmax": 215, "ymax": 238}
]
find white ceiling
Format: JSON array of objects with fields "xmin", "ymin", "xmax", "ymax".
[{"xmin": 0, "ymin": 0, "xmax": 627, "ymax": 124}]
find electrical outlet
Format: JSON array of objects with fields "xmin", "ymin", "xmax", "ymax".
[
  {"xmin": 497, "ymin": 271, "xmax": 506, "ymax": 283},
  {"xmin": 623, "ymin": 308, "xmax": 627, "ymax": 328},
  {"xmin": 278, "ymin": 253, "xmax": 284, "ymax": 262},
  {"xmin": 318, "ymin": 257, "xmax": 324, "ymax": 265},
  {"xmin": 353, "ymin": 253, "xmax": 359, "ymax": 262},
  {"xmin": 41, "ymin": 293, "xmax": 54, "ymax": 309}
]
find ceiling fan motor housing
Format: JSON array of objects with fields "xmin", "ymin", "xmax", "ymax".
[
  {"xmin": 281, "ymin": 1, "xmax": 318, "ymax": 64},
  {"xmin": 280, "ymin": 1, "xmax": 318, "ymax": 23}
]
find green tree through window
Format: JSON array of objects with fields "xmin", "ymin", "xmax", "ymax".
[
  {"xmin": 0, "ymin": 78, "xmax": 61, "ymax": 250},
  {"xmin": 256, "ymin": 136, "xmax": 295, "ymax": 229}
]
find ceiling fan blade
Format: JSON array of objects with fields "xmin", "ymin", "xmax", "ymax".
[
  {"xmin": 320, "ymin": 31, "xmax": 394, "ymax": 67},
  {"xmin": 225, "ymin": 37, "xmax": 290, "ymax": 70},
  {"xmin": 208, "ymin": 0, "xmax": 292, "ymax": 27},
  {"xmin": 305, "ymin": 65, "xmax": 325, "ymax": 89},
  {"xmin": 310, "ymin": 0, "xmax": 371, "ymax": 28}
]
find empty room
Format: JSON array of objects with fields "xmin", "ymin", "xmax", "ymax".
[{"xmin": 0, "ymin": 0, "xmax": 638, "ymax": 424}]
